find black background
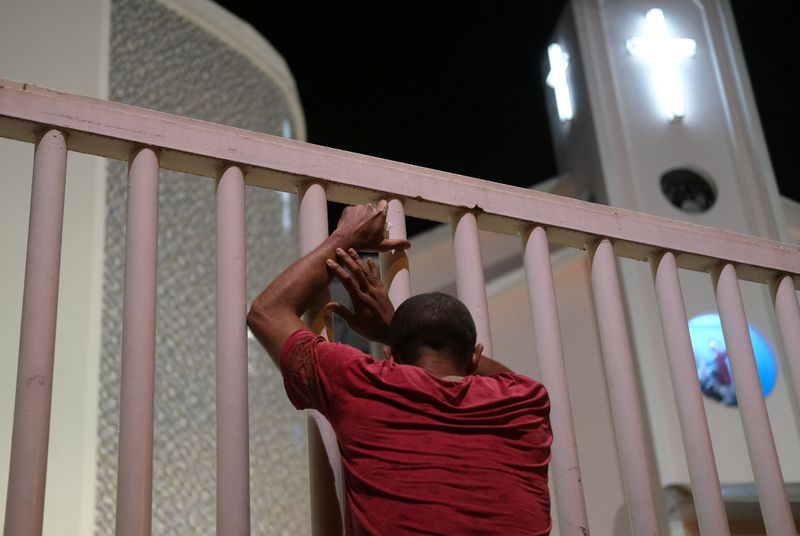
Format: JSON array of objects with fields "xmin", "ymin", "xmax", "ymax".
[{"xmin": 214, "ymin": 1, "xmax": 798, "ymax": 236}]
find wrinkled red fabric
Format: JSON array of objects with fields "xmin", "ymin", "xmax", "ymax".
[{"xmin": 282, "ymin": 328, "xmax": 552, "ymax": 535}]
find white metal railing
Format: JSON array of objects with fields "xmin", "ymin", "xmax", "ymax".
[{"xmin": 2, "ymin": 79, "xmax": 799, "ymax": 535}]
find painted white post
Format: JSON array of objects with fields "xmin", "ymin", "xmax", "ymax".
[
  {"xmin": 297, "ymin": 183, "xmax": 343, "ymax": 536},
  {"xmin": 380, "ymin": 198, "xmax": 411, "ymax": 308},
  {"xmin": 451, "ymin": 211, "xmax": 493, "ymax": 356},
  {"xmin": 589, "ymin": 239, "xmax": 662, "ymax": 535},
  {"xmin": 713, "ymin": 264, "xmax": 794, "ymax": 535},
  {"xmin": 651, "ymin": 252, "xmax": 730, "ymax": 535},
  {"xmin": 770, "ymin": 274, "xmax": 800, "ymax": 429},
  {"xmin": 522, "ymin": 226, "xmax": 589, "ymax": 535},
  {"xmin": 4, "ymin": 129, "xmax": 68, "ymax": 536},
  {"xmin": 215, "ymin": 165, "xmax": 250, "ymax": 535},
  {"xmin": 116, "ymin": 147, "xmax": 159, "ymax": 536}
]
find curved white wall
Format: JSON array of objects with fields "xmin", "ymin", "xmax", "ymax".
[
  {"xmin": 0, "ymin": 1, "xmax": 111, "ymax": 534},
  {"xmin": 1, "ymin": 0, "xmax": 308, "ymax": 533}
]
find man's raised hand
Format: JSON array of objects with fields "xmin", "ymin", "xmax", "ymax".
[
  {"xmin": 331, "ymin": 200, "xmax": 411, "ymax": 252},
  {"xmin": 325, "ymin": 248, "xmax": 394, "ymax": 344}
]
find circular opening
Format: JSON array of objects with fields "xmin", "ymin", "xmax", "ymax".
[
  {"xmin": 688, "ymin": 313, "xmax": 778, "ymax": 407},
  {"xmin": 660, "ymin": 168, "xmax": 716, "ymax": 213}
]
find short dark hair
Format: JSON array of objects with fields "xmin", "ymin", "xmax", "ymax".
[{"xmin": 388, "ymin": 292, "xmax": 477, "ymax": 364}]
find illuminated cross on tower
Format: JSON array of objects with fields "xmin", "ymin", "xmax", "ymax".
[
  {"xmin": 546, "ymin": 43, "xmax": 574, "ymax": 121},
  {"xmin": 625, "ymin": 8, "xmax": 697, "ymax": 122}
]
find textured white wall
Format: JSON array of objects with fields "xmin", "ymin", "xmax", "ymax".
[{"xmin": 0, "ymin": 0, "xmax": 111, "ymax": 534}]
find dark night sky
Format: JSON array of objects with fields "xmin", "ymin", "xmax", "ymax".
[{"xmin": 214, "ymin": 1, "xmax": 798, "ymax": 236}]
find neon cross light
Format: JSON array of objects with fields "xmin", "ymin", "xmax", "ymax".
[
  {"xmin": 626, "ymin": 8, "xmax": 697, "ymax": 122},
  {"xmin": 546, "ymin": 43, "xmax": 574, "ymax": 122}
]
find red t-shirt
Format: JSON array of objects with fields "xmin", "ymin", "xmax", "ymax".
[{"xmin": 281, "ymin": 328, "xmax": 552, "ymax": 535}]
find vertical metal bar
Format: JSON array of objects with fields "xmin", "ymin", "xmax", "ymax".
[
  {"xmin": 297, "ymin": 184, "xmax": 330, "ymax": 282},
  {"xmin": 651, "ymin": 252, "xmax": 730, "ymax": 535},
  {"xmin": 379, "ymin": 198, "xmax": 411, "ymax": 308},
  {"xmin": 216, "ymin": 165, "xmax": 250, "ymax": 536},
  {"xmin": 297, "ymin": 183, "xmax": 343, "ymax": 536},
  {"xmin": 450, "ymin": 211, "xmax": 493, "ymax": 356},
  {"xmin": 4, "ymin": 129, "xmax": 67, "ymax": 536},
  {"xmin": 770, "ymin": 274, "xmax": 800, "ymax": 428},
  {"xmin": 588, "ymin": 239, "xmax": 662, "ymax": 535},
  {"xmin": 115, "ymin": 147, "xmax": 159, "ymax": 536},
  {"xmin": 521, "ymin": 227, "xmax": 589, "ymax": 536},
  {"xmin": 298, "ymin": 183, "xmax": 333, "ymax": 338},
  {"xmin": 713, "ymin": 263, "xmax": 794, "ymax": 534}
]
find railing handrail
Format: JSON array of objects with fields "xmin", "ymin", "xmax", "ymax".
[{"xmin": 1, "ymin": 78, "xmax": 798, "ymax": 284}]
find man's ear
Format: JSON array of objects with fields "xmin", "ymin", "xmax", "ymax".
[
  {"xmin": 382, "ymin": 345, "xmax": 394, "ymax": 362},
  {"xmin": 467, "ymin": 343, "xmax": 483, "ymax": 375}
]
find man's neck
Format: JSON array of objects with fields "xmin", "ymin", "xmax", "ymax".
[{"xmin": 412, "ymin": 350, "xmax": 467, "ymax": 379}]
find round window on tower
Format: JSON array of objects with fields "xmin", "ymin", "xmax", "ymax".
[{"xmin": 660, "ymin": 167, "xmax": 716, "ymax": 213}]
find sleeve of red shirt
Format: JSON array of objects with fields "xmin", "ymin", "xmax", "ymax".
[{"xmin": 279, "ymin": 327, "xmax": 371, "ymax": 415}]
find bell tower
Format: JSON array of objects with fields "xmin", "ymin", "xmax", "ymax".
[{"xmin": 543, "ymin": 0, "xmax": 798, "ymax": 521}]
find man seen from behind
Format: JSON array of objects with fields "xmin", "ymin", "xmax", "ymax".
[{"xmin": 247, "ymin": 201, "xmax": 552, "ymax": 535}]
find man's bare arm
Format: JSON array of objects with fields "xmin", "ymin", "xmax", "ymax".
[
  {"xmin": 474, "ymin": 355, "xmax": 513, "ymax": 375},
  {"xmin": 246, "ymin": 201, "xmax": 410, "ymax": 365}
]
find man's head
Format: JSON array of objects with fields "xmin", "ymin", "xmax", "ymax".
[{"xmin": 387, "ymin": 292, "xmax": 478, "ymax": 368}]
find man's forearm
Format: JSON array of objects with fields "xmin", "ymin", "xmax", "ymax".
[
  {"xmin": 254, "ymin": 233, "xmax": 348, "ymax": 316},
  {"xmin": 475, "ymin": 354, "xmax": 513, "ymax": 375},
  {"xmin": 247, "ymin": 232, "xmax": 350, "ymax": 359}
]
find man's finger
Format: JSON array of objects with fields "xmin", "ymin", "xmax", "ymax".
[
  {"xmin": 375, "ymin": 199, "xmax": 388, "ymax": 213},
  {"xmin": 326, "ymin": 258, "xmax": 360, "ymax": 294},
  {"xmin": 321, "ymin": 301, "xmax": 356, "ymax": 325},
  {"xmin": 366, "ymin": 257, "xmax": 380, "ymax": 279},
  {"xmin": 347, "ymin": 248, "xmax": 370, "ymax": 274},
  {"xmin": 336, "ymin": 248, "xmax": 370, "ymax": 289}
]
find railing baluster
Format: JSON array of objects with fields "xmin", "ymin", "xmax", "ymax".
[
  {"xmin": 770, "ymin": 274, "xmax": 800, "ymax": 427},
  {"xmin": 451, "ymin": 211, "xmax": 493, "ymax": 355},
  {"xmin": 4, "ymin": 129, "xmax": 68, "ymax": 536},
  {"xmin": 216, "ymin": 165, "xmax": 250, "ymax": 535},
  {"xmin": 298, "ymin": 183, "xmax": 334, "ymax": 338},
  {"xmin": 651, "ymin": 252, "xmax": 730, "ymax": 535},
  {"xmin": 379, "ymin": 198, "xmax": 411, "ymax": 307},
  {"xmin": 713, "ymin": 263, "xmax": 794, "ymax": 534},
  {"xmin": 521, "ymin": 226, "xmax": 589, "ymax": 536},
  {"xmin": 588, "ymin": 239, "xmax": 662, "ymax": 535},
  {"xmin": 297, "ymin": 183, "xmax": 343, "ymax": 536},
  {"xmin": 115, "ymin": 147, "xmax": 159, "ymax": 536}
]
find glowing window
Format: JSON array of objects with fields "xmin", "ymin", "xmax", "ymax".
[
  {"xmin": 688, "ymin": 313, "xmax": 778, "ymax": 407},
  {"xmin": 546, "ymin": 43, "xmax": 574, "ymax": 122},
  {"xmin": 280, "ymin": 118, "xmax": 294, "ymax": 232}
]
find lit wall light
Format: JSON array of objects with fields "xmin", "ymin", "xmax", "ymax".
[
  {"xmin": 281, "ymin": 118, "xmax": 293, "ymax": 139},
  {"xmin": 546, "ymin": 43, "xmax": 574, "ymax": 122},
  {"xmin": 626, "ymin": 8, "xmax": 696, "ymax": 122},
  {"xmin": 280, "ymin": 118, "xmax": 294, "ymax": 232}
]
